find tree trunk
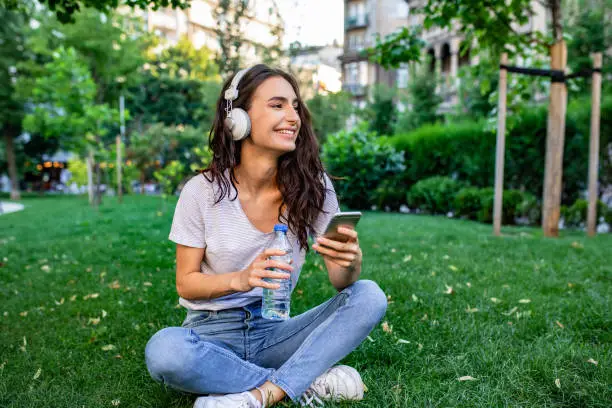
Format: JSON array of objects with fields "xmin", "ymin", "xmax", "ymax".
[
  {"xmin": 542, "ymin": 41, "xmax": 568, "ymax": 237},
  {"xmin": 3, "ymin": 126, "xmax": 21, "ymax": 200},
  {"xmin": 94, "ymin": 160, "xmax": 102, "ymax": 207},
  {"xmin": 87, "ymin": 150, "xmax": 94, "ymax": 205},
  {"xmin": 550, "ymin": 0, "xmax": 563, "ymax": 42}
]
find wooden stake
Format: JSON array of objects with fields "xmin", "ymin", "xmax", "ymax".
[
  {"xmin": 542, "ymin": 41, "xmax": 568, "ymax": 237},
  {"xmin": 493, "ymin": 53, "xmax": 508, "ymax": 236},
  {"xmin": 587, "ymin": 53, "xmax": 602, "ymax": 236},
  {"xmin": 116, "ymin": 135, "xmax": 123, "ymax": 203}
]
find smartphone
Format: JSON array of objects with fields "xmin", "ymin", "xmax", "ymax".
[{"xmin": 320, "ymin": 211, "xmax": 362, "ymax": 243}]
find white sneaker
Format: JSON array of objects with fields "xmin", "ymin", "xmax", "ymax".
[
  {"xmin": 299, "ymin": 365, "xmax": 366, "ymax": 407},
  {"xmin": 193, "ymin": 390, "xmax": 263, "ymax": 408}
]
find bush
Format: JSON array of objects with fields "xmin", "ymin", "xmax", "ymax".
[
  {"xmin": 321, "ymin": 123, "xmax": 406, "ymax": 210},
  {"xmin": 454, "ymin": 187, "xmax": 484, "ymax": 220},
  {"xmin": 391, "ymin": 121, "xmax": 494, "ymax": 189},
  {"xmin": 407, "ymin": 176, "xmax": 467, "ymax": 214},
  {"xmin": 390, "ymin": 94, "xmax": 612, "ymax": 205},
  {"xmin": 562, "ymin": 198, "xmax": 608, "ymax": 228},
  {"xmin": 454, "ymin": 187, "xmax": 534, "ymax": 225},
  {"xmin": 478, "ymin": 189, "xmax": 525, "ymax": 225}
]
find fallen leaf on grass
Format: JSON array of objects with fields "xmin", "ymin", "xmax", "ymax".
[
  {"xmin": 390, "ymin": 248, "xmax": 396, "ymax": 253},
  {"xmin": 366, "ymin": 336, "xmax": 375, "ymax": 343},
  {"xmin": 101, "ymin": 345, "xmax": 116, "ymax": 351},
  {"xmin": 111, "ymin": 399, "xmax": 121, "ymax": 406},
  {"xmin": 69, "ymin": 295, "xmax": 77, "ymax": 302},
  {"xmin": 396, "ymin": 339, "xmax": 410, "ymax": 344},
  {"xmin": 33, "ymin": 368, "xmax": 41, "ymax": 380},
  {"xmin": 0, "ymin": 361, "xmax": 6, "ymax": 370},
  {"xmin": 503, "ymin": 307, "xmax": 518, "ymax": 316},
  {"xmin": 83, "ymin": 293, "xmax": 99, "ymax": 300},
  {"xmin": 443, "ymin": 255, "xmax": 450, "ymax": 260},
  {"xmin": 143, "ymin": 282, "xmax": 153, "ymax": 287},
  {"xmin": 586, "ymin": 358, "xmax": 598, "ymax": 366},
  {"xmin": 465, "ymin": 305, "xmax": 479, "ymax": 313},
  {"xmin": 403, "ymin": 255, "xmax": 412, "ymax": 262},
  {"xmin": 567, "ymin": 282, "xmax": 574, "ymax": 288},
  {"xmin": 490, "ymin": 297, "xmax": 501, "ymax": 304},
  {"xmin": 555, "ymin": 321, "xmax": 564, "ymax": 329},
  {"xmin": 418, "ymin": 343, "xmax": 423, "ymax": 350},
  {"xmin": 54, "ymin": 298, "xmax": 65, "ymax": 306},
  {"xmin": 19, "ymin": 337, "xmax": 27, "ymax": 353},
  {"xmin": 449, "ymin": 265, "xmax": 458, "ymax": 272},
  {"xmin": 555, "ymin": 378, "xmax": 561, "ymax": 389},
  {"xmin": 114, "ymin": 354, "xmax": 123, "ymax": 359},
  {"xmin": 109, "ymin": 280, "xmax": 121, "ymax": 289},
  {"xmin": 571, "ymin": 241, "xmax": 583, "ymax": 249},
  {"xmin": 41, "ymin": 265, "xmax": 50, "ymax": 272},
  {"xmin": 518, "ymin": 299, "xmax": 531, "ymax": 304},
  {"xmin": 444, "ymin": 285, "xmax": 455, "ymax": 295},
  {"xmin": 411, "ymin": 294, "xmax": 419, "ymax": 302},
  {"xmin": 19, "ymin": 311, "xmax": 28, "ymax": 317},
  {"xmin": 88, "ymin": 317, "xmax": 101, "ymax": 325},
  {"xmin": 421, "ymin": 313, "xmax": 428, "ymax": 321},
  {"xmin": 102, "ymin": 310, "xmax": 108, "ymax": 318},
  {"xmin": 381, "ymin": 321, "xmax": 393, "ymax": 334},
  {"xmin": 458, "ymin": 376, "xmax": 476, "ymax": 381},
  {"xmin": 466, "ymin": 282, "xmax": 472, "ymax": 288}
]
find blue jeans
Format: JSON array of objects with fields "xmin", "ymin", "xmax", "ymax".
[{"xmin": 145, "ymin": 280, "xmax": 387, "ymax": 402}]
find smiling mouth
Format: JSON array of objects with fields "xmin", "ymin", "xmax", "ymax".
[{"xmin": 275, "ymin": 129, "xmax": 297, "ymax": 137}]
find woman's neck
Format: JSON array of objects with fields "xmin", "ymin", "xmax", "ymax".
[{"xmin": 234, "ymin": 143, "xmax": 279, "ymax": 197}]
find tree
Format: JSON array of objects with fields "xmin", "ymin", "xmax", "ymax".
[
  {"xmin": 214, "ymin": 0, "xmax": 252, "ymax": 77},
  {"xmin": 0, "ymin": 7, "xmax": 29, "ymax": 200},
  {"xmin": 363, "ymin": 84, "xmax": 398, "ymax": 136},
  {"xmin": 395, "ymin": 64, "xmax": 442, "ymax": 133},
  {"xmin": 1, "ymin": 0, "xmax": 189, "ymax": 23},
  {"xmin": 128, "ymin": 37, "xmax": 221, "ymax": 130},
  {"xmin": 306, "ymin": 91, "xmax": 353, "ymax": 144},
  {"xmin": 23, "ymin": 46, "xmax": 119, "ymax": 206}
]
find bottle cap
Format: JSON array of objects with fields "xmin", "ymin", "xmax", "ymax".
[{"xmin": 273, "ymin": 224, "xmax": 288, "ymax": 232}]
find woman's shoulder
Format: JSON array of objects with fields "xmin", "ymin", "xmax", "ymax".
[{"xmin": 180, "ymin": 172, "xmax": 215, "ymax": 202}]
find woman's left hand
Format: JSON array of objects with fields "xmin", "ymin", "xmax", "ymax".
[{"xmin": 312, "ymin": 226, "xmax": 362, "ymax": 269}]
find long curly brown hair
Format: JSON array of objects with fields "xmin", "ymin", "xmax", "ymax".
[{"xmin": 201, "ymin": 64, "xmax": 332, "ymax": 252}]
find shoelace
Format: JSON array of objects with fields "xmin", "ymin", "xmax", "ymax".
[{"xmin": 298, "ymin": 389, "xmax": 325, "ymax": 408}]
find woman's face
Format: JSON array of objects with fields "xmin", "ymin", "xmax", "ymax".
[{"xmin": 247, "ymin": 76, "xmax": 301, "ymax": 153}]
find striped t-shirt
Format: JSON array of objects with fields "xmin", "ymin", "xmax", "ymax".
[{"xmin": 168, "ymin": 169, "xmax": 339, "ymax": 311}]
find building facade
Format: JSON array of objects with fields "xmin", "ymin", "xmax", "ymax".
[
  {"xmin": 133, "ymin": 0, "xmax": 283, "ymax": 66},
  {"xmin": 289, "ymin": 44, "xmax": 344, "ymax": 100},
  {"xmin": 341, "ymin": 0, "xmax": 547, "ymax": 110}
]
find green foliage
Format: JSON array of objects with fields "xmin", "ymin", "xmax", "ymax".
[
  {"xmin": 367, "ymin": 26, "xmax": 425, "ymax": 69},
  {"xmin": 561, "ymin": 198, "xmax": 608, "ymax": 228},
  {"xmin": 392, "ymin": 94, "xmax": 612, "ymax": 205},
  {"xmin": 321, "ymin": 123, "xmax": 405, "ymax": 210},
  {"xmin": 395, "ymin": 64, "xmax": 442, "ymax": 133},
  {"xmin": 456, "ymin": 60, "xmax": 498, "ymax": 119},
  {"xmin": 23, "ymin": 46, "xmax": 119, "ymax": 155},
  {"xmin": 3, "ymin": 0, "xmax": 190, "ymax": 23},
  {"xmin": 407, "ymin": 176, "xmax": 467, "ymax": 215},
  {"xmin": 363, "ymin": 84, "xmax": 397, "ymax": 136},
  {"xmin": 154, "ymin": 160, "xmax": 185, "ymax": 198},
  {"xmin": 306, "ymin": 91, "xmax": 353, "ymax": 144},
  {"xmin": 477, "ymin": 188, "xmax": 525, "ymax": 225},
  {"xmin": 391, "ymin": 121, "xmax": 494, "ymax": 188},
  {"xmin": 454, "ymin": 187, "xmax": 532, "ymax": 225},
  {"xmin": 66, "ymin": 157, "xmax": 89, "ymax": 188},
  {"xmin": 129, "ymin": 38, "xmax": 221, "ymax": 129}
]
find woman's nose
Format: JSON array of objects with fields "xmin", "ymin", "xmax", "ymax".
[{"xmin": 286, "ymin": 106, "xmax": 299, "ymax": 123}]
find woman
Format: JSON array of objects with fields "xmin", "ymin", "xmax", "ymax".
[{"xmin": 145, "ymin": 64, "xmax": 387, "ymax": 408}]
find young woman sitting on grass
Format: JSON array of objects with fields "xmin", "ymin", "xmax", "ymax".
[{"xmin": 144, "ymin": 64, "xmax": 387, "ymax": 408}]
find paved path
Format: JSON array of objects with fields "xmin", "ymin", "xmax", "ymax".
[{"xmin": 0, "ymin": 201, "xmax": 25, "ymax": 215}]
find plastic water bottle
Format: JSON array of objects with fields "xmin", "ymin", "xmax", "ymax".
[{"xmin": 262, "ymin": 224, "xmax": 293, "ymax": 320}]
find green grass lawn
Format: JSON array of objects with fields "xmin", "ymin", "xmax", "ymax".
[{"xmin": 1, "ymin": 195, "xmax": 610, "ymax": 407}]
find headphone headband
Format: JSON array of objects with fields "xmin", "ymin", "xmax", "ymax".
[{"xmin": 224, "ymin": 67, "xmax": 252, "ymax": 101}]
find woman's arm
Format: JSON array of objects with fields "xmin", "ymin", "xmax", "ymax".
[
  {"xmin": 175, "ymin": 244, "xmax": 293, "ymax": 301},
  {"xmin": 175, "ymin": 244, "xmax": 242, "ymax": 300}
]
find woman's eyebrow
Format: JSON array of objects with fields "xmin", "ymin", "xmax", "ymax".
[{"xmin": 267, "ymin": 96, "xmax": 298, "ymax": 103}]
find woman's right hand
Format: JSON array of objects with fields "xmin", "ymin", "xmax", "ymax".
[{"xmin": 233, "ymin": 249, "xmax": 293, "ymax": 292}]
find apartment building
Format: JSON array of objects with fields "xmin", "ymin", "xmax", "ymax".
[
  {"xmin": 341, "ymin": 0, "xmax": 547, "ymax": 109},
  {"xmin": 289, "ymin": 44, "xmax": 343, "ymax": 100},
  {"xmin": 133, "ymin": 0, "xmax": 283, "ymax": 66}
]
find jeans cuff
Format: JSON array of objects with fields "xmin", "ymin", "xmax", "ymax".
[{"xmin": 267, "ymin": 376, "xmax": 297, "ymax": 401}]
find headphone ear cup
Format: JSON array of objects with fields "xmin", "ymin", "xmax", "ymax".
[{"xmin": 230, "ymin": 108, "xmax": 251, "ymax": 141}]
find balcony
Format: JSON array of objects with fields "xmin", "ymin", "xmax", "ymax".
[
  {"xmin": 342, "ymin": 83, "xmax": 367, "ymax": 96},
  {"xmin": 345, "ymin": 14, "xmax": 369, "ymax": 30}
]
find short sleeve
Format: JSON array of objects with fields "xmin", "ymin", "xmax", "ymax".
[
  {"xmin": 168, "ymin": 178, "xmax": 207, "ymax": 248},
  {"xmin": 310, "ymin": 173, "xmax": 340, "ymax": 239}
]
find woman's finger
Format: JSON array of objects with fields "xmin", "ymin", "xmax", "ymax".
[
  {"xmin": 312, "ymin": 244, "xmax": 357, "ymax": 262},
  {"xmin": 315, "ymin": 237, "xmax": 359, "ymax": 253}
]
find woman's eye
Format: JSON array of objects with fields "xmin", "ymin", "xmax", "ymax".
[{"xmin": 272, "ymin": 104, "xmax": 282, "ymax": 109}]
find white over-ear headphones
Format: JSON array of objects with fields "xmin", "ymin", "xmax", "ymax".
[{"xmin": 224, "ymin": 67, "xmax": 253, "ymax": 141}]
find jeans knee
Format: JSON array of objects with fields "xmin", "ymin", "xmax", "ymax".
[
  {"xmin": 349, "ymin": 279, "xmax": 388, "ymax": 323},
  {"xmin": 145, "ymin": 327, "xmax": 193, "ymax": 382}
]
